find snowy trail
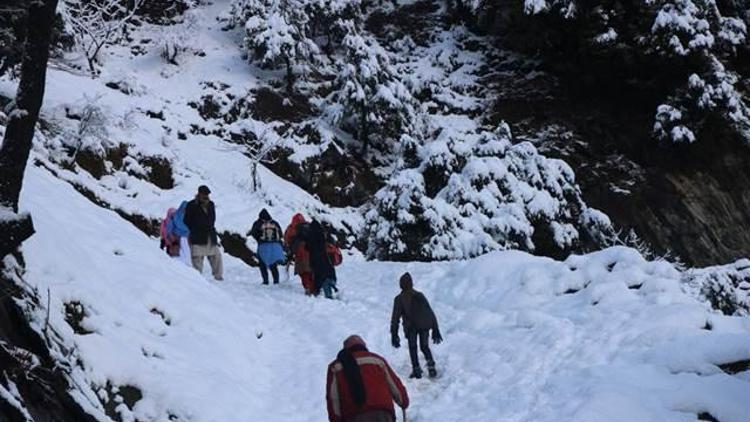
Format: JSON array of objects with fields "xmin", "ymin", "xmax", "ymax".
[{"xmin": 18, "ymin": 165, "xmax": 750, "ymax": 421}]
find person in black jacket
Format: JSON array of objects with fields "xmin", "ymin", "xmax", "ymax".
[
  {"xmin": 183, "ymin": 185, "xmax": 223, "ymax": 281},
  {"xmin": 391, "ymin": 272, "xmax": 442, "ymax": 378},
  {"xmin": 249, "ymin": 209, "xmax": 285, "ymax": 285},
  {"xmin": 308, "ymin": 220, "xmax": 336, "ymax": 298}
]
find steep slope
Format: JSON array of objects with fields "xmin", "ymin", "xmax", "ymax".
[{"xmin": 16, "ymin": 165, "xmax": 750, "ymax": 421}]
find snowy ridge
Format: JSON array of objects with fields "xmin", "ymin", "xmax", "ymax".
[{"xmin": 19, "ymin": 165, "xmax": 750, "ymax": 421}]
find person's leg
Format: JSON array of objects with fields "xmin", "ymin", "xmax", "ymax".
[
  {"xmin": 406, "ymin": 330, "xmax": 421, "ymax": 377},
  {"xmin": 300, "ymin": 273, "xmax": 313, "ymax": 294},
  {"xmin": 191, "ymin": 255, "xmax": 204, "ymax": 273},
  {"xmin": 259, "ymin": 261, "xmax": 269, "ymax": 284},
  {"xmin": 419, "ymin": 330, "xmax": 436, "ymax": 376},
  {"xmin": 322, "ymin": 278, "xmax": 334, "ymax": 299},
  {"xmin": 208, "ymin": 246, "xmax": 223, "ymax": 281},
  {"xmin": 190, "ymin": 244, "xmax": 204, "ymax": 273},
  {"xmin": 270, "ymin": 264, "xmax": 280, "ymax": 284}
]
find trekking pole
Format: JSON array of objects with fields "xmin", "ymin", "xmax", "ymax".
[{"xmin": 402, "ymin": 407, "xmax": 407, "ymax": 422}]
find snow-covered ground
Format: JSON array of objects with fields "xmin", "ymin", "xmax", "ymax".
[
  {"xmin": 17, "ymin": 165, "xmax": 750, "ymax": 421},
  {"xmin": 2, "ymin": 0, "xmax": 749, "ymax": 420}
]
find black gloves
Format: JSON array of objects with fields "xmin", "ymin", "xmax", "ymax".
[
  {"xmin": 432, "ymin": 328, "xmax": 443, "ymax": 345},
  {"xmin": 391, "ymin": 333, "xmax": 400, "ymax": 348}
]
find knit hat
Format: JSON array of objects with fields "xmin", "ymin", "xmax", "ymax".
[
  {"xmin": 198, "ymin": 185, "xmax": 211, "ymax": 195},
  {"xmin": 343, "ymin": 335, "xmax": 366, "ymax": 350},
  {"xmin": 399, "ymin": 272, "xmax": 413, "ymax": 290},
  {"xmin": 259, "ymin": 209, "xmax": 271, "ymax": 220}
]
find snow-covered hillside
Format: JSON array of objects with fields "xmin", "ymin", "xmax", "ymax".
[
  {"xmin": 16, "ymin": 162, "xmax": 750, "ymax": 421},
  {"xmin": 2, "ymin": 0, "xmax": 750, "ymax": 420}
]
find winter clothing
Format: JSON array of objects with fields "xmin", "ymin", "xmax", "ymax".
[
  {"xmin": 177, "ymin": 236, "xmax": 191, "ymax": 266},
  {"xmin": 391, "ymin": 289, "xmax": 439, "ymax": 335},
  {"xmin": 190, "ymin": 242, "xmax": 223, "ymax": 280},
  {"xmin": 309, "ymin": 220, "xmax": 336, "ymax": 294},
  {"xmin": 326, "ymin": 338, "xmax": 408, "ymax": 422},
  {"xmin": 172, "ymin": 201, "xmax": 190, "ymax": 237},
  {"xmin": 183, "ymin": 197, "xmax": 218, "ymax": 246},
  {"xmin": 250, "ymin": 209, "xmax": 285, "ymax": 284},
  {"xmin": 284, "ymin": 214, "xmax": 312, "ymax": 275},
  {"xmin": 391, "ymin": 280, "xmax": 441, "ymax": 377},
  {"xmin": 346, "ymin": 411, "xmax": 394, "ymax": 422},
  {"xmin": 406, "ymin": 330, "xmax": 434, "ymax": 377},
  {"xmin": 160, "ymin": 208, "xmax": 179, "ymax": 257},
  {"xmin": 257, "ymin": 242, "xmax": 286, "ymax": 267}
]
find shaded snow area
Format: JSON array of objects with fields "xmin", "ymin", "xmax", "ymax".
[{"xmin": 18, "ymin": 166, "xmax": 750, "ymax": 422}]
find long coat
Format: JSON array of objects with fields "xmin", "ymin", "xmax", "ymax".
[{"xmin": 183, "ymin": 198, "xmax": 218, "ymax": 246}]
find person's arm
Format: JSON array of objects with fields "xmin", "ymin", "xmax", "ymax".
[
  {"xmin": 249, "ymin": 220, "xmax": 261, "ymax": 241},
  {"xmin": 422, "ymin": 294, "xmax": 442, "ymax": 344},
  {"xmin": 383, "ymin": 359, "xmax": 409, "ymax": 409},
  {"xmin": 390, "ymin": 297, "xmax": 402, "ymax": 347},
  {"xmin": 326, "ymin": 365, "xmax": 341, "ymax": 422}
]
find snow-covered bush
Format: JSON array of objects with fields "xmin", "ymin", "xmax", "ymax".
[
  {"xmin": 328, "ymin": 33, "xmax": 422, "ymax": 154},
  {"xmin": 684, "ymin": 259, "xmax": 750, "ymax": 316},
  {"xmin": 160, "ymin": 9, "xmax": 200, "ymax": 65},
  {"xmin": 67, "ymin": 96, "xmax": 113, "ymax": 159},
  {"xmin": 230, "ymin": 0, "xmax": 319, "ymax": 91},
  {"xmin": 364, "ymin": 123, "xmax": 616, "ymax": 260}
]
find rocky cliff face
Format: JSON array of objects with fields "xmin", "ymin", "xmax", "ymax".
[{"xmin": 489, "ymin": 66, "xmax": 750, "ymax": 266}]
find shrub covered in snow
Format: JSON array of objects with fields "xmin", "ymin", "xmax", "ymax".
[
  {"xmin": 364, "ymin": 123, "xmax": 616, "ymax": 260},
  {"xmin": 684, "ymin": 259, "xmax": 750, "ymax": 316},
  {"xmin": 327, "ymin": 32, "xmax": 423, "ymax": 154}
]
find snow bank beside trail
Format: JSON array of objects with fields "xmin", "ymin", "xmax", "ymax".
[{"xmin": 19, "ymin": 165, "xmax": 750, "ymax": 422}]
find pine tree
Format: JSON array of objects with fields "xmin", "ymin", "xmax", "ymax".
[
  {"xmin": 232, "ymin": 0, "xmax": 319, "ymax": 92},
  {"xmin": 329, "ymin": 32, "xmax": 420, "ymax": 154}
]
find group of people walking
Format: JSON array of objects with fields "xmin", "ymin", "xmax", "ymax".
[
  {"xmin": 249, "ymin": 209, "xmax": 342, "ymax": 298},
  {"xmin": 159, "ymin": 185, "xmax": 343, "ymax": 298},
  {"xmin": 327, "ymin": 272, "xmax": 443, "ymax": 421},
  {"xmin": 161, "ymin": 185, "xmax": 444, "ymax": 421}
]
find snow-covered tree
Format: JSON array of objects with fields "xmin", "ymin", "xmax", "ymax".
[
  {"xmin": 365, "ymin": 123, "xmax": 616, "ymax": 261},
  {"xmin": 231, "ymin": 0, "xmax": 319, "ymax": 92},
  {"xmin": 60, "ymin": 0, "xmax": 144, "ymax": 74},
  {"xmin": 329, "ymin": 32, "xmax": 421, "ymax": 154}
]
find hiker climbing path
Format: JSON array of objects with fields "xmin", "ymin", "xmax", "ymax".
[{"xmin": 19, "ymin": 156, "xmax": 750, "ymax": 422}]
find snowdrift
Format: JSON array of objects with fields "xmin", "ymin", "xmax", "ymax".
[{"xmin": 16, "ymin": 165, "xmax": 750, "ymax": 421}]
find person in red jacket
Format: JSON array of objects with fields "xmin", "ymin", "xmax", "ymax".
[
  {"xmin": 326, "ymin": 335, "xmax": 409, "ymax": 422},
  {"xmin": 284, "ymin": 213, "xmax": 314, "ymax": 294}
]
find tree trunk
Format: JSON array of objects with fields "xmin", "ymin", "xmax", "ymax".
[
  {"xmin": 0, "ymin": 0, "xmax": 59, "ymax": 213},
  {"xmin": 284, "ymin": 55, "xmax": 294, "ymax": 93},
  {"xmin": 359, "ymin": 105, "xmax": 370, "ymax": 155}
]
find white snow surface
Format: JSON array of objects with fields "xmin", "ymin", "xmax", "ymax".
[{"xmin": 19, "ymin": 165, "xmax": 750, "ymax": 422}]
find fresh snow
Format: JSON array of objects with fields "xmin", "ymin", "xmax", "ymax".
[{"xmin": 19, "ymin": 165, "xmax": 750, "ymax": 421}]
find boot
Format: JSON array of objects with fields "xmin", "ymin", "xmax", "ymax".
[
  {"xmin": 409, "ymin": 369, "xmax": 422, "ymax": 379},
  {"xmin": 428, "ymin": 367, "xmax": 437, "ymax": 378}
]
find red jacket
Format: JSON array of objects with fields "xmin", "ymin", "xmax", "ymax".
[{"xmin": 326, "ymin": 350, "xmax": 409, "ymax": 422}]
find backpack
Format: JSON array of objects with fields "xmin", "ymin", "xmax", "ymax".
[
  {"xmin": 326, "ymin": 242, "xmax": 343, "ymax": 266},
  {"xmin": 259, "ymin": 221, "xmax": 281, "ymax": 242}
]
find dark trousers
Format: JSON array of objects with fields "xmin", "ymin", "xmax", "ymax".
[
  {"xmin": 260, "ymin": 262, "xmax": 279, "ymax": 284},
  {"xmin": 407, "ymin": 329, "xmax": 434, "ymax": 373}
]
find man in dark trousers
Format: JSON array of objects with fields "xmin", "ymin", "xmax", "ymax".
[
  {"xmin": 183, "ymin": 185, "xmax": 223, "ymax": 281},
  {"xmin": 390, "ymin": 272, "xmax": 442, "ymax": 378},
  {"xmin": 326, "ymin": 335, "xmax": 409, "ymax": 422}
]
